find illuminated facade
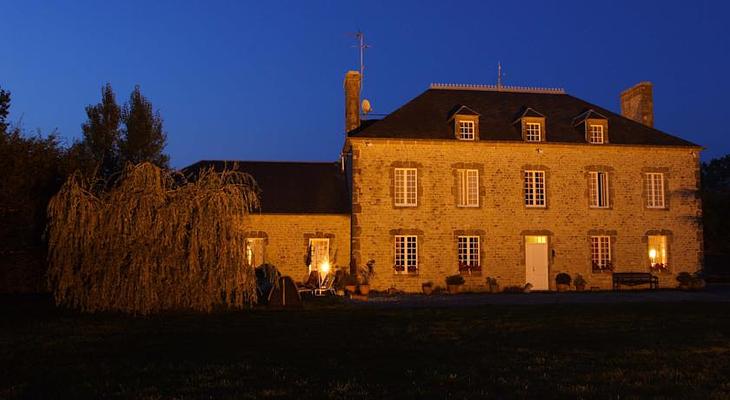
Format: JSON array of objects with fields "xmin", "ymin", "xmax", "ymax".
[{"xmin": 188, "ymin": 77, "xmax": 703, "ymax": 291}]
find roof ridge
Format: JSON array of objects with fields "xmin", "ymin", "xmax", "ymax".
[
  {"xmin": 430, "ymin": 83, "xmax": 565, "ymax": 94},
  {"xmin": 195, "ymin": 160, "xmax": 338, "ymax": 165}
]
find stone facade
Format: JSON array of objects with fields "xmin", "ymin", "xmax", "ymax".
[
  {"xmin": 347, "ymin": 138, "xmax": 702, "ymax": 292},
  {"xmin": 241, "ymin": 214, "xmax": 351, "ymax": 282}
]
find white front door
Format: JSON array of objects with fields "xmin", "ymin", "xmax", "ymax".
[{"xmin": 525, "ymin": 236, "xmax": 549, "ymax": 290}]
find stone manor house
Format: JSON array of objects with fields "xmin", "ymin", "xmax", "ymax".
[{"xmin": 186, "ymin": 71, "xmax": 703, "ymax": 291}]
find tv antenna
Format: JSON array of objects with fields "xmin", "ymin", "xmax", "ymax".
[{"xmin": 351, "ymin": 31, "xmax": 371, "ymax": 79}]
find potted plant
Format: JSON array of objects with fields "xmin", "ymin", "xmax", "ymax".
[
  {"xmin": 445, "ymin": 274, "xmax": 465, "ymax": 294},
  {"xmin": 690, "ymin": 271, "xmax": 706, "ymax": 290},
  {"xmin": 573, "ymin": 274, "xmax": 587, "ymax": 291},
  {"xmin": 486, "ymin": 277, "xmax": 499, "ymax": 293},
  {"xmin": 358, "ymin": 259, "xmax": 375, "ymax": 295},
  {"xmin": 421, "ymin": 281, "xmax": 434, "ymax": 295},
  {"xmin": 676, "ymin": 272, "xmax": 692, "ymax": 290},
  {"xmin": 555, "ymin": 273, "xmax": 572, "ymax": 292},
  {"xmin": 344, "ymin": 274, "xmax": 358, "ymax": 294}
]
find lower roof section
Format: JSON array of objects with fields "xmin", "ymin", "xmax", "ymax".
[{"xmin": 183, "ymin": 160, "xmax": 350, "ymax": 215}]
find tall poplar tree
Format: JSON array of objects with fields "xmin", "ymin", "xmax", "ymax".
[
  {"xmin": 80, "ymin": 83, "xmax": 122, "ymax": 178},
  {"xmin": 119, "ymin": 86, "xmax": 169, "ymax": 168}
]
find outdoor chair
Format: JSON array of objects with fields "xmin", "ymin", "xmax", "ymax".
[
  {"xmin": 314, "ymin": 273, "xmax": 336, "ymax": 296},
  {"xmin": 296, "ymin": 271, "xmax": 319, "ymax": 296}
]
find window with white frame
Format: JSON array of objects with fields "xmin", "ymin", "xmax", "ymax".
[
  {"xmin": 645, "ymin": 173, "xmax": 665, "ymax": 208},
  {"xmin": 524, "ymin": 170, "xmax": 546, "ymax": 207},
  {"xmin": 457, "ymin": 169, "xmax": 479, "ymax": 207},
  {"xmin": 588, "ymin": 124, "xmax": 605, "ymax": 144},
  {"xmin": 308, "ymin": 238, "xmax": 329, "ymax": 273},
  {"xmin": 394, "ymin": 168, "xmax": 417, "ymax": 206},
  {"xmin": 458, "ymin": 120, "xmax": 475, "ymax": 140},
  {"xmin": 590, "ymin": 236, "xmax": 612, "ymax": 271},
  {"xmin": 394, "ymin": 235, "xmax": 417, "ymax": 273},
  {"xmin": 648, "ymin": 235, "xmax": 668, "ymax": 271},
  {"xmin": 589, "ymin": 171, "xmax": 610, "ymax": 208},
  {"xmin": 525, "ymin": 122, "xmax": 542, "ymax": 142},
  {"xmin": 245, "ymin": 238, "xmax": 265, "ymax": 268},
  {"xmin": 457, "ymin": 236, "xmax": 480, "ymax": 272}
]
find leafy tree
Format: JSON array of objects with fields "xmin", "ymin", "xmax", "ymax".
[
  {"xmin": 701, "ymin": 154, "xmax": 730, "ymax": 275},
  {"xmin": 119, "ymin": 86, "xmax": 169, "ymax": 168},
  {"xmin": 79, "ymin": 83, "xmax": 122, "ymax": 179},
  {"xmin": 0, "ymin": 86, "xmax": 70, "ymax": 292}
]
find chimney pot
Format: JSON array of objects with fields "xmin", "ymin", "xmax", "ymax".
[
  {"xmin": 344, "ymin": 71, "xmax": 361, "ymax": 133},
  {"xmin": 620, "ymin": 81, "xmax": 654, "ymax": 127}
]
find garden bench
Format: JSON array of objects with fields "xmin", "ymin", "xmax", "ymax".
[{"xmin": 612, "ymin": 272, "xmax": 659, "ymax": 290}]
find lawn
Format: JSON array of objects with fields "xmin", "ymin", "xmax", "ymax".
[{"xmin": 1, "ymin": 295, "xmax": 729, "ymax": 399}]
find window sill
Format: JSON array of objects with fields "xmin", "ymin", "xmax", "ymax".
[
  {"xmin": 525, "ymin": 205, "xmax": 547, "ymax": 209},
  {"xmin": 456, "ymin": 205, "xmax": 480, "ymax": 208},
  {"xmin": 393, "ymin": 271, "xmax": 419, "ymax": 276}
]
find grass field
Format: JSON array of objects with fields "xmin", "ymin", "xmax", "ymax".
[{"xmin": 1, "ymin": 295, "xmax": 729, "ymax": 399}]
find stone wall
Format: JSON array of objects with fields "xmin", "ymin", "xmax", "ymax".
[
  {"xmin": 242, "ymin": 214, "xmax": 351, "ymax": 282},
  {"xmin": 348, "ymin": 138, "xmax": 702, "ymax": 292}
]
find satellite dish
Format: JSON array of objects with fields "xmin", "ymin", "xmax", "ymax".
[{"xmin": 361, "ymin": 99, "xmax": 372, "ymax": 114}]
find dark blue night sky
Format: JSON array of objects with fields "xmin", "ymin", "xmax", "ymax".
[{"xmin": 2, "ymin": 0, "xmax": 728, "ymax": 167}]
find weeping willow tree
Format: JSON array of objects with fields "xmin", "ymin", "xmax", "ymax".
[{"xmin": 47, "ymin": 163, "xmax": 260, "ymax": 314}]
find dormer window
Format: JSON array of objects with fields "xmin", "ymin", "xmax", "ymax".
[
  {"xmin": 525, "ymin": 122, "xmax": 542, "ymax": 142},
  {"xmin": 449, "ymin": 105, "xmax": 480, "ymax": 141},
  {"xmin": 574, "ymin": 110, "xmax": 609, "ymax": 144},
  {"xmin": 588, "ymin": 124, "xmax": 605, "ymax": 144},
  {"xmin": 515, "ymin": 108, "xmax": 546, "ymax": 143},
  {"xmin": 458, "ymin": 120, "xmax": 475, "ymax": 140}
]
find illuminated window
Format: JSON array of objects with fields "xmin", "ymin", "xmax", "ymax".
[
  {"xmin": 525, "ymin": 235, "xmax": 547, "ymax": 245},
  {"xmin": 591, "ymin": 236, "xmax": 612, "ymax": 271},
  {"xmin": 394, "ymin": 235, "xmax": 417, "ymax": 273},
  {"xmin": 648, "ymin": 235, "xmax": 668, "ymax": 271},
  {"xmin": 394, "ymin": 168, "xmax": 417, "ymax": 206},
  {"xmin": 458, "ymin": 120, "xmax": 475, "ymax": 140},
  {"xmin": 589, "ymin": 125, "xmax": 605, "ymax": 144},
  {"xmin": 308, "ymin": 238, "xmax": 329, "ymax": 273},
  {"xmin": 457, "ymin": 169, "xmax": 479, "ymax": 207},
  {"xmin": 645, "ymin": 173, "xmax": 665, "ymax": 208},
  {"xmin": 524, "ymin": 170, "xmax": 546, "ymax": 207},
  {"xmin": 245, "ymin": 238, "xmax": 265, "ymax": 268},
  {"xmin": 525, "ymin": 122, "xmax": 542, "ymax": 142},
  {"xmin": 457, "ymin": 236, "xmax": 480, "ymax": 272},
  {"xmin": 589, "ymin": 171, "xmax": 610, "ymax": 208}
]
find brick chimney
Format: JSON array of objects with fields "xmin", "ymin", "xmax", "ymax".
[
  {"xmin": 344, "ymin": 71, "xmax": 361, "ymax": 133},
  {"xmin": 620, "ymin": 82, "xmax": 654, "ymax": 127}
]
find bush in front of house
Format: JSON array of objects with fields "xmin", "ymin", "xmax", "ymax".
[
  {"xmin": 555, "ymin": 273, "xmax": 572, "ymax": 285},
  {"xmin": 445, "ymin": 275, "xmax": 465, "ymax": 286}
]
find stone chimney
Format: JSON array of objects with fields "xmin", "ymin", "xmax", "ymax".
[
  {"xmin": 620, "ymin": 82, "xmax": 654, "ymax": 127},
  {"xmin": 344, "ymin": 71, "xmax": 361, "ymax": 133}
]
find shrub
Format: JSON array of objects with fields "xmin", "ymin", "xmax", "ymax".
[
  {"xmin": 422, "ymin": 281, "xmax": 433, "ymax": 288},
  {"xmin": 359, "ymin": 259, "xmax": 376, "ymax": 285},
  {"xmin": 445, "ymin": 274, "xmax": 465, "ymax": 285},
  {"xmin": 555, "ymin": 273, "xmax": 572, "ymax": 285},
  {"xmin": 573, "ymin": 274, "xmax": 587, "ymax": 287},
  {"xmin": 503, "ymin": 285, "xmax": 524, "ymax": 293},
  {"xmin": 676, "ymin": 272, "xmax": 693, "ymax": 285}
]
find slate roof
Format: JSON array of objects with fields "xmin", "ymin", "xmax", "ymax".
[
  {"xmin": 349, "ymin": 88, "xmax": 699, "ymax": 147},
  {"xmin": 183, "ymin": 161, "xmax": 350, "ymax": 214}
]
